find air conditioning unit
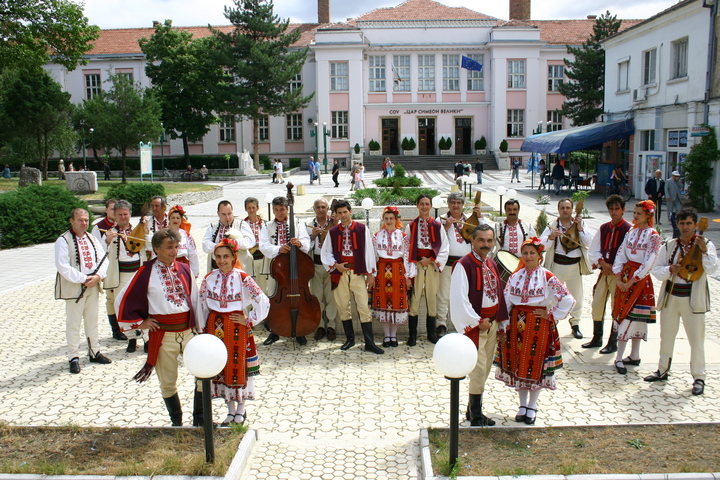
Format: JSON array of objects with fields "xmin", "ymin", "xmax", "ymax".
[{"xmin": 633, "ymin": 87, "xmax": 647, "ymax": 103}]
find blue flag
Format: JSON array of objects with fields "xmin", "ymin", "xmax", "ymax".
[{"xmin": 461, "ymin": 55, "xmax": 483, "ymax": 72}]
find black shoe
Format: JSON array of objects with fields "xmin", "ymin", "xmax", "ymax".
[
  {"xmin": 89, "ymin": 352, "xmax": 112, "ymax": 364},
  {"xmin": 514, "ymin": 406, "xmax": 527, "ymax": 423},
  {"xmin": 581, "ymin": 322, "xmax": 603, "ymax": 348},
  {"xmin": 109, "ymin": 314, "xmax": 128, "ymax": 341},
  {"xmin": 615, "ymin": 361, "xmax": 627, "ymax": 375},
  {"xmin": 314, "ymin": 327, "xmax": 326, "ymax": 341},
  {"xmin": 340, "ymin": 320, "xmax": 355, "ymax": 351},
  {"xmin": 112, "ymin": 331, "xmax": 128, "ymax": 341},
  {"xmin": 407, "ymin": 315, "xmax": 418, "ymax": 346},
  {"xmin": 571, "ymin": 325, "xmax": 583, "ymax": 339},
  {"xmin": 621, "ymin": 356, "xmax": 641, "ymax": 366},
  {"xmin": 427, "ymin": 316, "xmax": 438, "ymax": 344},
  {"xmin": 163, "ymin": 393, "xmax": 183, "ymax": 427},
  {"xmin": 296, "ymin": 336, "xmax": 307, "ymax": 346},
  {"xmin": 390, "ymin": 337, "xmax": 398, "ymax": 347},
  {"xmin": 383, "ymin": 337, "xmax": 392, "ymax": 348},
  {"xmin": 467, "ymin": 394, "xmax": 496, "ymax": 426},
  {"xmin": 361, "ymin": 322, "xmax": 384, "ymax": 354},
  {"xmin": 524, "ymin": 408, "xmax": 537, "ymax": 425},
  {"xmin": 263, "ymin": 332, "xmax": 280, "ymax": 346},
  {"xmin": 599, "ymin": 331, "xmax": 618, "ymax": 354},
  {"xmin": 644, "ymin": 370, "xmax": 669, "ymax": 382},
  {"xmin": 436, "ymin": 325, "xmax": 447, "ymax": 339},
  {"xmin": 126, "ymin": 339, "xmax": 137, "ymax": 353},
  {"xmin": 69, "ymin": 357, "xmax": 81, "ymax": 374},
  {"xmin": 692, "ymin": 379, "xmax": 705, "ymax": 396}
]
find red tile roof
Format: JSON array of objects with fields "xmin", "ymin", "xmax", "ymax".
[
  {"xmin": 353, "ymin": 0, "xmax": 496, "ymax": 22},
  {"xmin": 525, "ymin": 19, "xmax": 643, "ymax": 45}
]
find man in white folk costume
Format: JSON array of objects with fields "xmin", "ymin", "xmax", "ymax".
[
  {"xmin": 495, "ymin": 199, "xmax": 536, "ymax": 256},
  {"xmin": 143, "ymin": 195, "xmax": 168, "ymax": 261},
  {"xmin": 242, "ymin": 197, "xmax": 268, "ymax": 293},
  {"xmin": 202, "ymin": 200, "xmax": 255, "ymax": 274}
]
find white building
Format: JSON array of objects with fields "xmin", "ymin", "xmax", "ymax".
[
  {"xmin": 44, "ymin": 0, "xmax": 641, "ymax": 170},
  {"xmin": 603, "ymin": 0, "xmax": 720, "ymax": 202}
]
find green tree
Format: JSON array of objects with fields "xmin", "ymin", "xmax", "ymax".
[
  {"xmin": 0, "ymin": 69, "xmax": 77, "ymax": 179},
  {"xmin": 684, "ymin": 125, "xmax": 720, "ymax": 212},
  {"xmin": 0, "ymin": 0, "xmax": 100, "ymax": 73},
  {"xmin": 213, "ymin": 0, "xmax": 314, "ymax": 170},
  {"xmin": 559, "ymin": 11, "xmax": 622, "ymax": 126},
  {"xmin": 77, "ymin": 73, "xmax": 163, "ymax": 183},
  {"xmin": 139, "ymin": 20, "xmax": 228, "ymax": 164}
]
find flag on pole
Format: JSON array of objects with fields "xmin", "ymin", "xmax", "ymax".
[
  {"xmin": 461, "ymin": 55, "xmax": 483, "ymax": 72},
  {"xmin": 392, "ymin": 65, "xmax": 402, "ymax": 85},
  {"xmin": 527, "ymin": 153, "xmax": 540, "ymax": 173}
]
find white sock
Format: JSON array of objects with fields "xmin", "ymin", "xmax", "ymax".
[
  {"xmin": 518, "ymin": 389, "xmax": 528, "ymax": 409},
  {"xmin": 630, "ymin": 338, "xmax": 641, "ymax": 360},
  {"xmin": 236, "ymin": 401, "xmax": 245, "ymax": 416},
  {"xmin": 615, "ymin": 340, "xmax": 628, "ymax": 363},
  {"xmin": 226, "ymin": 400, "xmax": 237, "ymax": 416},
  {"xmin": 527, "ymin": 390, "xmax": 541, "ymax": 416}
]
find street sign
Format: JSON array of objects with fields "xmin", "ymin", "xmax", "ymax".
[{"xmin": 691, "ymin": 126, "xmax": 711, "ymax": 137}]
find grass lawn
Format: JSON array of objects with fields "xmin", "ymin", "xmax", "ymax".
[{"xmin": 0, "ymin": 180, "xmax": 216, "ymax": 199}]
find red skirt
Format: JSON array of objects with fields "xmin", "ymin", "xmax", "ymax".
[
  {"xmin": 612, "ymin": 261, "xmax": 656, "ymax": 324},
  {"xmin": 371, "ymin": 257, "xmax": 409, "ymax": 324}
]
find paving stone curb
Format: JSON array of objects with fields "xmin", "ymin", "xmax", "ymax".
[{"xmin": 418, "ymin": 428, "xmax": 720, "ymax": 480}]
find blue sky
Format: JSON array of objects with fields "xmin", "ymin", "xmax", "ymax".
[{"xmin": 83, "ymin": 0, "xmax": 680, "ymax": 29}]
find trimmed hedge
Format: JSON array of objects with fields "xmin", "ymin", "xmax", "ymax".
[
  {"xmin": 0, "ymin": 185, "xmax": 88, "ymax": 248},
  {"xmin": 350, "ymin": 187, "xmax": 438, "ymax": 206},
  {"xmin": 373, "ymin": 175, "xmax": 422, "ymax": 187},
  {"xmin": 105, "ymin": 183, "xmax": 166, "ymax": 216},
  {"xmin": 289, "ymin": 158, "xmax": 301, "ymax": 168}
]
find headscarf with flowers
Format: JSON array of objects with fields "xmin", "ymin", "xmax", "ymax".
[
  {"xmin": 634, "ymin": 200, "xmax": 655, "ymax": 228},
  {"xmin": 381, "ymin": 206, "xmax": 403, "ymax": 230},
  {"xmin": 513, "ymin": 236, "xmax": 545, "ymax": 273},
  {"xmin": 168, "ymin": 205, "xmax": 192, "ymax": 235},
  {"xmin": 213, "ymin": 237, "xmax": 243, "ymax": 270}
]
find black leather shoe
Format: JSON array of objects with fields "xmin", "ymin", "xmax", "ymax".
[
  {"xmin": 615, "ymin": 361, "xmax": 627, "ymax": 375},
  {"xmin": 69, "ymin": 358, "xmax": 80, "ymax": 374},
  {"xmin": 326, "ymin": 328, "xmax": 337, "ymax": 341},
  {"xmin": 314, "ymin": 328, "xmax": 325, "ymax": 341},
  {"xmin": 89, "ymin": 352, "xmax": 112, "ymax": 364},
  {"xmin": 113, "ymin": 331, "xmax": 128, "ymax": 341},
  {"xmin": 390, "ymin": 337, "xmax": 398, "ymax": 347},
  {"xmin": 692, "ymin": 379, "xmax": 705, "ymax": 396},
  {"xmin": 644, "ymin": 370, "xmax": 669, "ymax": 382},
  {"xmin": 436, "ymin": 325, "xmax": 447, "ymax": 339},
  {"xmin": 524, "ymin": 408, "xmax": 537, "ymax": 425},
  {"xmin": 382, "ymin": 337, "xmax": 392, "ymax": 348},
  {"xmin": 296, "ymin": 336, "xmax": 307, "ymax": 346},
  {"xmin": 126, "ymin": 339, "xmax": 137, "ymax": 353},
  {"xmin": 263, "ymin": 332, "xmax": 279, "ymax": 346},
  {"xmin": 571, "ymin": 325, "xmax": 583, "ymax": 339},
  {"xmin": 514, "ymin": 408, "xmax": 527, "ymax": 423},
  {"xmin": 470, "ymin": 413, "xmax": 496, "ymax": 427},
  {"xmin": 621, "ymin": 356, "xmax": 641, "ymax": 366}
]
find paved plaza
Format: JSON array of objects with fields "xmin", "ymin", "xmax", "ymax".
[{"xmin": 0, "ymin": 168, "xmax": 718, "ymax": 479}]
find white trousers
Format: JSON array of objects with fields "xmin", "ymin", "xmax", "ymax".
[
  {"xmin": 435, "ymin": 265, "xmax": 453, "ymax": 327},
  {"xmin": 550, "ymin": 262, "xmax": 583, "ymax": 326},
  {"xmin": 310, "ymin": 263, "xmax": 338, "ymax": 330},
  {"xmin": 658, "ymin": 295, "xmax": 706, "ymax": 380},
  {"xmin": 65, "ymin": 285, "xmax": 101, "ymax": 360},
  {"xmin": 105, "ymin": 271, "xmax": 135, "ymax": 316}
]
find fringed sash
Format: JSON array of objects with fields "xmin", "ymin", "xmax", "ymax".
[{"xmin": 133, "ymin": 312, "xmax": 190, "ymax": 383}]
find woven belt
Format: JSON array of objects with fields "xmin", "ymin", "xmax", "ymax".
[
  {"xmin": 119, "ymin": 259, "xmax": 141, "ymax": 273},
  {"xmin": 667, "ymin": 282, "xmax": 692, "ymax": 297},
  {"xmin": 554, "ymin": 254, "xmax": 580, "ymax": 265},
  {"xmin": 314, "ymin": 254, "xmax": 323, "ymax": 265},
  {"xmin": 153, "ymin": 312, "xmax": 190, "ymax": 331},
  {"xmin": 447, "ymin": 255, "xmax": 463, "ymax": 267},
  {"xmin": 252, "ymin": 250, "xmax": 264, "ymax": 261}
]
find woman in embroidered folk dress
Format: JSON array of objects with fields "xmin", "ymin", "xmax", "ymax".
[
  {"xmin": 168, "ymin": 205, "xmax": 200, "ymax": 278},
  {"xmin": 495, "ymin": 237, "xmax": 575, "ymax": 425},
  {"xmin": 198, "ymin": 238, "xmax": 270, "ymax": 426},
  {"xmin": 371, "ymin": 207, "xmax": 416, "ymax": 347},
  {"xmin": 611, "ymin": 200, "xmax": 662, "ymax": 375}
]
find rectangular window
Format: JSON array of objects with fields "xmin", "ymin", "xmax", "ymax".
[
  {"xmin": 643, "ymin": 48, "xmax": 657, "ymax": 85},
  {"xmin": 617, "ymin": 60, "xmax": 629, "ymax": 91},
  {"xmin": 640, "ymin": 130, "xmax": 656, "ymax": 151},
  {"xmin": 547, "ymin": 111, "xmax": 563, "ymax": 132},
  {"xmin": 466, "ymin": 54, "xmax": 484, "ymax": 91},
  {"xmin": 286, "ymin": 113, "xmax": 303, "ymax": 141},
  {"xmin": 117, "ymin": 72, "xmax": 133, "ymax": 84},
  {"xmin": 331, "ymin": 111, "xmax": 348, "ymax": 139},
  {"xmin": 548, "ymin": 65, "xmax": 564, "ymax": 92},
  {"xmin": 289, "ymin": 73, "xmax": 302, "ymax": 92},
  {"xmin": 330, "ymin": 62, "xmax": 348, "ymax": 91},
  {"xmin": 369, "ymin": 55, "xmax": 386, "ymax": 92},
  {"xmin": 667, "ymin": 129, "xmax": 688, "ymax": 148},
  {"xmin": 507, "ymin": 60, "xmax": 525, "ymax": 89},
  {"xmin": 671, "ymin": 38, "xmax": 688, "ymax": 79},
  {"xmin": 219, "ymin": 116, "xmax": 236, "ymax": 142},
  {"xmin": 442, "ymin": 54, "xmax": 459, "ymax": 91},
  {"xmin": 258, "ymin": 115, "xmax": 269, "ymax": 142},
  {"xmin": 507, "ymin": 109, "xmax": 524, "ymax": 137},
  {"xmin": 85, "ymin": 74, "xmax": 101, "ymax": 99},
  {"xmin": 393, "ymin": 55, "xmax": 411, "ymax": 92},
  {"xmin": 418, "ymin": 55, "xmax": 435, "ymax": 91}
]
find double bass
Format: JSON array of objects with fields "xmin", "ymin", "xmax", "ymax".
[{"xmin": 266, "ymin": 183, "xmax": 321, "ymax": 339}]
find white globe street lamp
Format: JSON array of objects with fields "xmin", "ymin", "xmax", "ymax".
[
  {"xmin": 432, "ymin": 195, "xmax": 444, "ymax": 219},
  {"xmin": 433, "ymin": 333, "xmax": 478, "ymax": 471},
  {"xmin": 361, "ymin": 197, "xmax": 374, "ymax": 225},
  {"xmin": 496, "ymin": 186, "xmax": 507, "ymax": 215},
  {"xmin": 264, "ymin": 192, "xmax": 274, "ymax": 220},
  {"xmin": 184, "ymin": 334, "xmax": 228, "ymax": 463}
]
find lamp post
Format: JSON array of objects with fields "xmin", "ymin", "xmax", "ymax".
[
  {"xmin": 361, "ymin": 197, "xmax": 374, "ymax": 226},
  {"xmin": 80, "ymin": 122, "xmax": 89, "ymax": 170},
  {"xmin": 432, "ymin": 195, "xmax": 444, "ymax": 219},
  {"xmin": 496, "ymin": 186, "xmax": 506, "ymax": 215},
  {"xmin": 160, "ymin": 122, "xmax": 166, "ymax": 174},
  {"xmin": 322, "ymin": 123, "xmax": 330, "ymax": 174},
  {"xmin": 265, "ymin": 192, "xmax": 274, "ymax": 220},
  {"xmin": 184, "ymin": 334, "xmax": 228, "ymax": 463},
  {"xmin": 311, "ymin": 122, "xmax": 319, "ymax": 169},
  {"xmin": 433, "ymin": 334, "xmax": 478, "ymax": 471}
]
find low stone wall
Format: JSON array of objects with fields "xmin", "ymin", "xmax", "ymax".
[{"xmin": 167, "ymin": 186, "xmax": 224, "ymax": 207}]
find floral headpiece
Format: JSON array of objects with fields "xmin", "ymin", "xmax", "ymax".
[
  {"xmin": 522, "ymin": 236, "xmax": 545, "ymax": 253},
  {"xmin": 634, "ymin": 200, "xmax": 656, "ymax": 228},
  {"xmin": 215, "ymin": 237, "xmax": 240, "ymax": 253},
  {"xmin": 169, "ymin": 205, "xmax": 186, "ymax": 217},
  {"xmin": 382, "ymin": 206, "xmax": 403, "ymax": 230}
]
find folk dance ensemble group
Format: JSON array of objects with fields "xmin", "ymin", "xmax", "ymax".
[{"xmin": 54, "ymin": 187, "xmax": 717, "ymax": 427}]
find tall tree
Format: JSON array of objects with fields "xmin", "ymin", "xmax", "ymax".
[
  {"xmin": 683, "ymin": 125, "xmax": 719, "ymax": 212},
  {"xmin": 140, "ymin": 20, "xmax": 228, "ymax": 164},
  {"xmin": 0, "ymin": 69, "xmax": 77, "ymax": 179},
  {"xmin": 559, "ymin": 11, "xmax": 622, "ymax": 126},
  {"xmin": 77, "ymin": 73, "xmax": 163, "ymax": 183},
  {"xmin": 0, "ymin": 0, "xmax": 100, "ymax": 73},
  {"xmin": 213, "ymin": 0, "xmax": 314, "ymax": 170}
]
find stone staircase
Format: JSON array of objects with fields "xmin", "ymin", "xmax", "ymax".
[{"xmin": 361, "ymin": 153, "xmax": 498, "ymax": 171}]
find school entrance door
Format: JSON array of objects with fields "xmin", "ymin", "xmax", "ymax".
[
  {"xmin": 455, "ymin": 117, "xmax": 472, "ymax": 154},
  {"xmin": 382, "ymin": 118, "xmax": 399, "ymax": 155},
  {"xmin": 418, "ymin": 117, "xmax": 436, "ymax": 155}
]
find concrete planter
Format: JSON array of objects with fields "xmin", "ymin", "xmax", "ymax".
[
  {"xmin": 440, "ymin": 149, "xmax": 453, "ymax": 155},
  {"xmin": 368, "ymin": 150, "xmax": 381, "ymax": 156},
  {"xmin": 496, "ymin": 151, "xmax": 510, "ymax": 169},
  {"xmin": 402, "ymin": 149, "xmax": 416, "ymax": 155},
  {"xmin": 476, "ymin": 149, "xmax": 487, "ymax": 155},
  {"xmin": 351, "ymin": 153, "xmax": 363, "ymax": 162}
]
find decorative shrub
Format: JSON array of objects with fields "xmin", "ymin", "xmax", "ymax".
[
  {"xmin": 373, "ymin": 175, "xmax": 422, "ymax": 187},
  {"xmin": 350, "ymin": 187, "xmax": 438, "ymax": 206},
  {"xmin": 438, "ymin": 137, "xmax": 447, "ymax": 150},
  {"xmin": 105, "ymin": 183, "xmax": 166, "ymax": 216},
  {"xmin": 535, "ymin": 208, "xmax": 549, "ymax": 234},
  {"xmin": 261, "ymin": 155, "xmax": 272, "ymax": 170},
  {"xmin": 289, "ymin": 158, "xmax": 301, "ymax": 168},
  {"xmin": 393, "ymin": 163, "xmax": 406, "ymax": 177},
  {"xmin": 478, "ymin": 136, "xmax": 487, "ymax": 150},
  {"xmin": 445, "ymin": 137, "xmax": 453, "ymax": 149},
  {"xmin": 0, "ymin": 185, "xmax": 88, "ymax": 248},
  {"xmin": 499, "ymin": 139, "xmax": 509, "ymax": 153},
  {"xmin": 369, "ymin": 140, "xmax": 381, "ymax": 151},
  {"xmin": 401, "ymin": 137, "xmax": 410, "ymax": 150},
  {"xmin": 408, "ymin": 138, "xmax": 416, "ymax": 150},
  {"xmin": 354, "ymin": 143, "xmax": 361, "ymax": 154}
]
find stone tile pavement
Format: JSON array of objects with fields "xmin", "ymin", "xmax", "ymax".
[{"xmin": 0, "ymin": 168, "xmax": 718, "ymax": 479}]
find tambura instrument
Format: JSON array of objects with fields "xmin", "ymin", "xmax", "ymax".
[{"xmin": 495, "ymin": 250, "xmax": 520, "ymax": 284}]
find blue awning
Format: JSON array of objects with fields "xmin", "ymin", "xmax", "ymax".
[{"xmin": 521, "ymin": 119, "xmax": 634, "ymax": 154}]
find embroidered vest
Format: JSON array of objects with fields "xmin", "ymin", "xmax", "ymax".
[
  {"xmin": 409, "ymin": 217, "xmax": 442, "ymax": 261},
  {"xmin": 327, "ymin": 222, "xmax": 369, "ymax": 274},
  {"xmin": 457, "ymin": 254, "xmax": 509, "ymax": 323}
]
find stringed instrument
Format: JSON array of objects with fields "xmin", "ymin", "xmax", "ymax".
[
  {"xmin": 560, "ymin": 199, "xmax": 584, "ymax": 252},
  {"xmin": 320, "ymin": 199, "xmax": 339, "ymax": 243},
  {"xmin": 126, "ymin": 203, "xmax": 149, "ymax": 253},
  {"xmin": 461, "ymin": 191, "xmax": 483, "ymax": 242},
  {"xmin": 678, "ymin": 216, "xmax": 709, "ymax": 282},
  {"xmin": 266, "ymin": 183, "xmax": 321, "ymax": 339}
]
